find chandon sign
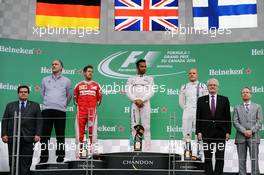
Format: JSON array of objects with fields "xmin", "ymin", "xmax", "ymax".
[{"xmin": 122, "ymin": 160, "xmax": 154, "ymax": 166}]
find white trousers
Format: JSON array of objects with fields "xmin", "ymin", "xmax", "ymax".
[
  {"xmin": 182, "ymin": 108, "xmax": 196, "ymax": 139},
  {"xmin": 131, "ymin": 101, "xmax": 151, "ymax": 151}
]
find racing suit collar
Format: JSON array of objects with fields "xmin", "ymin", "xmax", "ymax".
[
  {"xmin": 83, "ymin": 80, "xmax": 94, "ymax": 84},
  {"xmin": 137, "ymin": 74, "xmax": 145, "ymax": 77},
  {"xmin": 190, "ymin": 80, "xmax": 198, "ymax": 85}
]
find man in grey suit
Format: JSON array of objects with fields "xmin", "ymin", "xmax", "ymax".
[
  {"xmin": 234, "ymin": 87, "xmax": 263, "ymax": 175},
  {"xmin": 1, "ymin": 85, "xmax": 42, "ymax": 175}
]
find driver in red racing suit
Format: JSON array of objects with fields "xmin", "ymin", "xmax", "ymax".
[{"xmin": 74, "ymin": 65, "xmax": 102, "ymax": 152}]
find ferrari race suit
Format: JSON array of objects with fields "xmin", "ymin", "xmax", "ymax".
[
  {"xmin": 179, "ymin": 81, "xmax": 207, "ymax": 139},
  {"xmin": 126, "ymin": 74, "xmax": 154, "ymax": 151},
  {"xmin": 74, "ymin": 80, "xmax": 102, "ymax": 145}
]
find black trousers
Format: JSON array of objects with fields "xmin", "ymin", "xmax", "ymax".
[
  {"xmin": 8, "ymin": 138, "xmax": 34, "ymax": 175},
  {"xmin": 203, "ymin": 138, "xmax": 226, "ymax": 175},
  {"xmin": 40, "ymin": 109, "xmax": 66, "ymax": 161}
]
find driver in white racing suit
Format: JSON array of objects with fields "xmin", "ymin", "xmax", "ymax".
[
  {"xmin": 179, "ymin": 68, "xmax": 208, "ymax": 140},
  {"xmin": 126, "ymin": 59, "xmax": 154, "ymax": 151}
]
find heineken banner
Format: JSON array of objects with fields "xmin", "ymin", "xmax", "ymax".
[{"xmin": 0, "ymin": 38, "xmax": 263, "ymax": 140}]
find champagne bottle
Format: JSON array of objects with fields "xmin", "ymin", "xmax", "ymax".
[
  {"xmin": 184, "ymin": 134, "xmax": 192, "ymax": 160},
  {"xmin": 134, "ymin": 134, "xmax": 142, "ymax": 151},
  {"xmin": 81, "ymin": 132, "xmax": 88, "ymax": 158}
]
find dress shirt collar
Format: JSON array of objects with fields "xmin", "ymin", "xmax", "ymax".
[
  {"xmin": 209, "ymin": 94, "xmax": 217, "ymax": 98},
  {"xmin": 19, "ymin": 100, "xmax": 27, "ymax": 106},
  {"xmin": 243, "ymin": 101, "xmax": 251, "ymax": 106}
]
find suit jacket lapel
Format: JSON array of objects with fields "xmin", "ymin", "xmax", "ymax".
[
  {"xmin": 249, "ymin": 103, "xmax": 256, "ymax": 114},
  {"xmin": 14, "ymin": 101, "xmax": 20, "ymax": 116},
  {"xmin": 239, "ymin": 104, "xmax": 245, "ymax": 115},
  {"xmin": 205, "ymin": 95, "xmax": 211, "ymax": 113},
  {"xmin": 215, "ymin": 95, "xmax": 220, "ymax": 116}
]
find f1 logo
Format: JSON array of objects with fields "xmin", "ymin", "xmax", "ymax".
[{"xmin": 121, "ymin": 51, "xmax": 159, "ymax": 68}]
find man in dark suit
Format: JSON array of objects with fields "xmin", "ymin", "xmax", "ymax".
[
  {"xmin": 196, "ymin": 78, "xmax": 231, "ymax": 175},
  {"xmin": 1, "ymin": 85, "xmax": 42, "ymax": 175}
]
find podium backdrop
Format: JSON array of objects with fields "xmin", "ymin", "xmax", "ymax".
[{"xmin": 0, "ymin": 38, "xmax": 263, "ymax": 140}]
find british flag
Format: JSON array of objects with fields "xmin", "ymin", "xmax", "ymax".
[{"xmin": 115, "ymin": 0, "xmax": 178, "ymax": 31}]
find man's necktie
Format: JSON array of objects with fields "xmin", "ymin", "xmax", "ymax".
[
  {"xmin": 245, "ymin": 104, "xmax": 249, "ymax": 113},
  {"xmin": 21, "ymin": 101, "xmax": 26, "ymax": 113},
  {"xmin": 211, "ymin": 95, "xmax": 216, "ymax": 116}
]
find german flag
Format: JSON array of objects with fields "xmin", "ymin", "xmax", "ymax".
[{"xmin": 36, "ymin": 0, "xmax": 101, "ymax": 29}]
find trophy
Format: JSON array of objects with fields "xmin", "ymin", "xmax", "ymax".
[
  {"xmin": 134, "ymin": 125, "xmax": 144, "ymax": 152},
  {"xmin": 184, "ymin": 134, "xmax": 192, "ymax": 160}
]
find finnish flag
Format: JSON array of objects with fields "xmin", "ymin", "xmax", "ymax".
[{"xmin": 193, "ymin": 0, "xmax": 257, "ymax": 29}]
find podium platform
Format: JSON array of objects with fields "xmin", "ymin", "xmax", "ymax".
[
  {"xmin": 1, "ymin": 151, "xmax": 260, "ymax": 175},
  {"xmin": 31, "ymin": 152, "xmax": 207, "ymax": 175},
  {"xmin": 31, "ymin": 169, "xmax": 205, "ymax": 175},
  {"xmin": 101, "ymin": 152, "xmax": 180, "ymax": 169}
]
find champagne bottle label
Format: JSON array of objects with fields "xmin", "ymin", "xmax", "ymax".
[
  {"xmin": 82, "ymin": 149, "xmax": 87, "ymax": 157},
  {"xmin": 186, "ymin": 151, "xmax": 190, "ymax": 158},
  {"xmin": 135, "ymin": 142, "xmax": 141, "ymax": 149}
]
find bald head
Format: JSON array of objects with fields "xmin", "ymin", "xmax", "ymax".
[{"xmin": 188, "ymin": 68, "xmax": 198, "ymax": 82}]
